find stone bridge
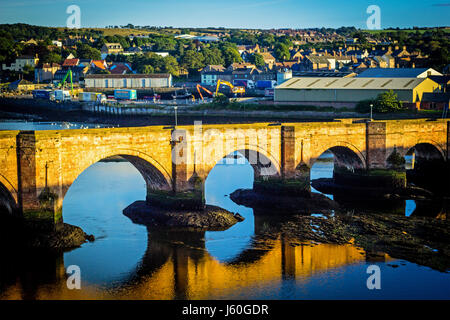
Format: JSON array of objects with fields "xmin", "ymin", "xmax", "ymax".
[{"xmin": 0, "ymin": 119, "xmax": 448, "ymax": 226}]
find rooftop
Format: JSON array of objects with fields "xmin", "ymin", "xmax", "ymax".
[
  {"xmin": 276, "ymin": 77, "xmax": 435, "ymax": 90},
  {"xmin": 357, "ymin": 68, "xmax": 441, "ymax": 78}
]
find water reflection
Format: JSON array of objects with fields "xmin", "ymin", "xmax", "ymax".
[
  {"xmin": 0, "ymin": 148, "xmax": 449, "ymax": 300},
  {"xmin": 204, "ymin": 153, "xmax": 254, "ymax": 262}
]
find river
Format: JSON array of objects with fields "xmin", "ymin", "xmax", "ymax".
[{"xmin": 0, "ymin": 121, "xmax": 448, "ymax": 300}]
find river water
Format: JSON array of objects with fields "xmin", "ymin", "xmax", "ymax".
[{"xmin": 0, "ymin": 121, "xmax": 449, "ymax": 300}]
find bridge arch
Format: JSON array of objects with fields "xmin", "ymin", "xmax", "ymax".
[
  {"xmin": 0, "ymin": 180, "xmax": 17, "ymax": 216},
  {"xmin": 309, "ymin": 144, "xmax": 366, "ymax": 171},
  {"xmin": 203, "ymin": 145, "xmax": 281, "ymax": 180},
  {"xmin": 63, "ymin": 149, "xmax": 172, "ymax": 198},
  {"xmin": 402, "ymin": 142, "xmax": 446, "ymax": 163}
]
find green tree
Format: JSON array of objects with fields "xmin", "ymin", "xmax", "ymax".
[
  {"xmin": 274, "ymin": 42, "xmax": 290, "ymax": 61},
  {"xmin": 202, "ymin": 47, "xmax": 224, "ymax": 66},
  {"xmin": 356, "ymin": 90, "xmax": 406, "ymax": 113},
  {"xmin": 221, "ymin": 44, "xmax": 242, "ymax": 66},
  {"xmin": 181, "ymin": 50, "xmax": 205, "ymax": 72},
  {"xmin": 141, "ymin": 64, "xmax": 155, "ymax": 74},
  {"xmin": 250, "ymin": 53, "xmax": 265, "ymax": 67},
  {"xmin": 42, "ymin": 51, "xmax": 62, "ymax": 64},
  {"xmin": 76, "ymin": 44, "xmax": 101, "ymax": 60},
  {"xmin": 375, "ymin": 90, "xmax": 405, "ymax": 113}
]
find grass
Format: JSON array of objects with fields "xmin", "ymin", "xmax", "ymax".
[{"xmin": 364, "ymin": 28, "xmax": 450, "ymax": 35}]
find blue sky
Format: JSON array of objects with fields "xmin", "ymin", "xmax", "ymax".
[{"xmin": 0, "ymin": 0, "xmax": 449, "ymax": 29}]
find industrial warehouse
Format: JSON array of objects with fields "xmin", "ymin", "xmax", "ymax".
[
  {"xmin": 274, "ymin": 77, "xmax": 440, "ymax": 107},
  {"xmin": 84, "ymin": 73, "xmax": 172, "ymax": 89}
]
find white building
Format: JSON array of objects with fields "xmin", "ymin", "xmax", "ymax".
[
  {"xmin": 84, "ymin": 74, "xmax": 172, "ymax": 89},
  {"xmin": 2, "ymin": 55, "xmax": 39, "ymax": 72}
]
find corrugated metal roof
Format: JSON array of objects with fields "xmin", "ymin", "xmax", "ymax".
[
  {"xmin": 276, "ymin": 77, "xmax": 432, "ymax": 90},
  {"xmin": 357, "ymin": 68, "xmax": 441, "ymax": 78}
]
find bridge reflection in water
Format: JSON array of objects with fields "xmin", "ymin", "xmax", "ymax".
[{"xmin": 0, "ymin": 228, "xmax": 370, "ymax": 300}]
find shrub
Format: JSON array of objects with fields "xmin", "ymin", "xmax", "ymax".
[{"xmin": 355, "ymin": 90, "xmax": 407, "ymax": 114}]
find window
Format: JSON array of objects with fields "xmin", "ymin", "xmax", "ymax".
[
  {"xmin": 105, "ymin": 79, "xmax": 108, "ymax": 88},
  {"xmin": 123, "ymin": 79, "xmax": 127, "ymax": 88},
  {"xmin": 142, "ymin": 79, "xmax": 146, "ymax": 87}
]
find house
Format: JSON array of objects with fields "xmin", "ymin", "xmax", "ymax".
[
  {"xmin": 357, "ymin": 68, "xmax": 443, "ymax": 78},
  {"xmin": 373, "ymin": 55, "xmax": 395, "ymax": 68},
  {"xmin": 260, "ymin": 52, "xmax": 276, "ymax": 69},
  {"xmin": 101, "ymin": 43, "xmax": 124, "ymax": 59},
  {"xmin": 108, "ymin": 63, "xmax": 134, "ymax": 75},
  {"xmin": 420, "ymin": 92, "xmax": 450, "ymax": 110},
  {"xmin": 2, "ymin": 55, "xmax": 39, "ymax": 72},
  {"xmin": 34, "ymin": 63, "xmax": 61, "ymax": 82},
  {"xmin": 123, "ymin": 46, "xmax": 143, "ymax": 55},
  {"xmin": 90, "ymin": 60, "xmax": 108, "ymax": 71},
  {"xmin": 84, "ymin": 73, "xmax": 172, "ymax": 89},
  {"xmin": 200, "ymin": 65, "xmax": 227, "ymax": 85},
  {"xmin": 304, "ymin": 56, "xmax": 336, "ymax": 70},
  {"xmin": 51, "ymin": 40, "xmax": 62, "ymax": 47},
  {"xmin": 274, "ymin": 77, "xmax": 440, "ymax": 106},
  {"xmin": 62, "ymin": 58, "xmax": 80, "ymax": 69}
]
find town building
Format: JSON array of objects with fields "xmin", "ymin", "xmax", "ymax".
[
  {"xmin": 200, "ymin": 65, "xmax": 226, "ymax": 85},
  {"xmin": 274, "ymin": 77, "xmax": 440, "ymax": 106},
  {"xmin": 84, "ymin": 74, "xmax": 172, "ymax": 89},
  {"xmin": 34, "ymin": 63, "xmax": 61, "ymax": 82},
  {"xmin": 2, "ymin": 55, "xmax": 39, "ymax": 72},
  {"xmin": 101, "ymin": 43, "xmax": 124, "ymax": 59}
]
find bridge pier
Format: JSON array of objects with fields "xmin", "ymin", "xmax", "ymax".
[
  {"xmin": 253, "ymin": 126, "xmax": 310, "ymax": 197},
  {"xmin": 146, "ymin": 129, "xmax": 205, "ymax": 210},
  {"xmin": 17, "ymin": 132, "xmax": 63, "ymax": 229}
]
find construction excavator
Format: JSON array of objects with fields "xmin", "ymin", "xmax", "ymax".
[
  {"xmin": 196, "ymin": 84, "xmax": 213, "ymax": 101},
  {"xmin": 57, "ymin": 69, "xmax": 74, "ymax": 95},
  {"xmin": 215, "ymin": 79, "xmax": 245, "ymax": 96}
]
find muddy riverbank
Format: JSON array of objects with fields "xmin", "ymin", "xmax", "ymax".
[
  {"xmin": 0, "ymin": 217, "xmax": 94, "ymax": 251},
  {"xmin": 123, "ymin": 200, "xmax": 244, "ymax": 231},
  {"xmin": 230, "ymin": 188, "xmax": 338, "ymax": 213},
  {"xmin": 274, "ymin": 212, "xmax": 450, "ymax": 272}
]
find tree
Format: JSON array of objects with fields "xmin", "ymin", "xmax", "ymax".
[
  {"xmin": 42, "ymin": 51, "xmax": 62, "ymax": 64},
  {"xmin": 162, "ymin": 55, "xmax": 180, "ymax": 76},
  {"xmin": 376, "ymin": 90, "xmax": 405, "ymax": 113},
  {"xmin": 22, "ymin": 65, "xmax": 35, "ymax": 81},
  {"xmin": 274, "ymin": 42, "xmax": 290, "ymax": 61},
  {"xmin": 141, "ymin": 64, "xmax": 154, "ymax": 74},
  {"xmin": 356, "ymin": 90, "xmax": 406, "ymax": 113},
  {"xmin": 181, "ymin": 50, "xmax": 205, "ymax": 72},
  {"xmin": 202, "ymin": 47, "xmax": 224, "ymax": 66},
  {"xmin": 250, "ymin": 53, "xmax": 265, "ymax": 67},
  {"xmin": 220, "ymin": 44, "xmax": 242, "ymax": 66},
  {"xmin": 76, "ymin": 44, "xmax": 101, "ymax": 60}
]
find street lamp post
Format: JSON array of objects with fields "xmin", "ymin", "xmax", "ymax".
[
  {"xmin": 174, "ymin": 106, "xmax": 178, "ymax": 127},
  {"xmin": 370, "ymin": 104, "xmax": 373, "ymax": 121}
]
